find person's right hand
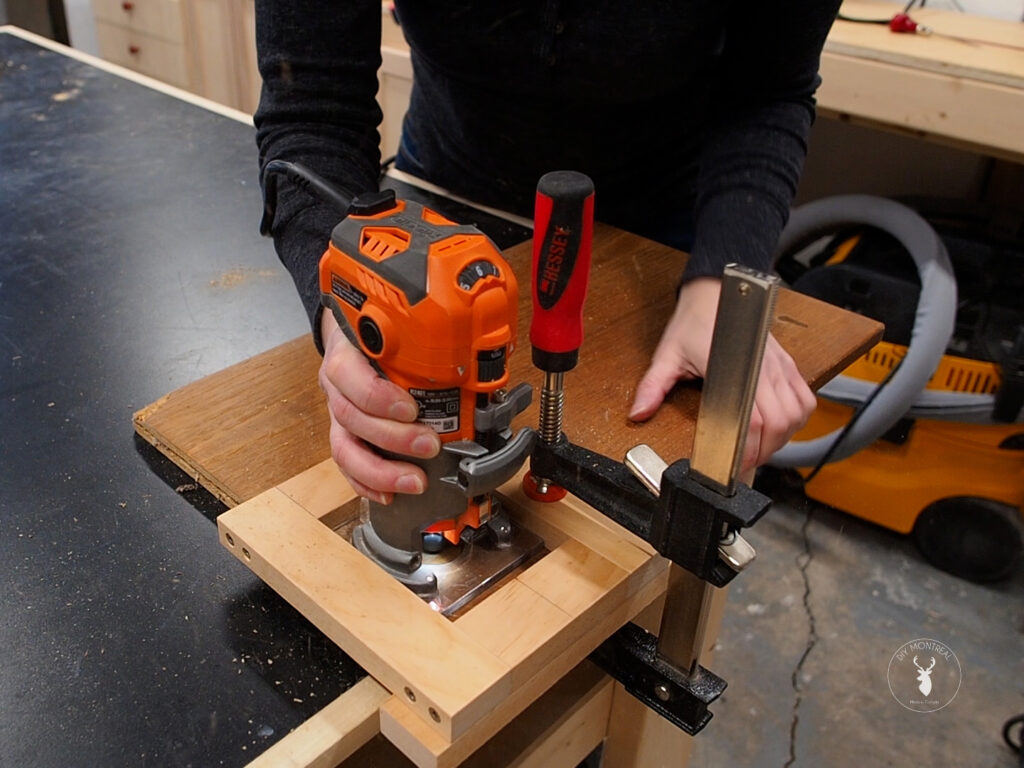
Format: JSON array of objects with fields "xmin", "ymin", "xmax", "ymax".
[{"xmin": 319, "ymin": 310, "xmax": 441, "ymax": 504}]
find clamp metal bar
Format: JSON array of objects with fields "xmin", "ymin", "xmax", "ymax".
[
  {"xmin": 690, "ymin": 265, "xmax": 780, "ymax": 496},
  {"xmin": 658, "ymin": 264, "xmax": 779, "ymax": 673}
]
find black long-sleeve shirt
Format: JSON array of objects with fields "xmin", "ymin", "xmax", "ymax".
[{"xmin": 254, "ymin": 1, "xmax": 841, "ymax": 342}]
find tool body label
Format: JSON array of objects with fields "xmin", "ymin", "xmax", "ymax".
[
  {"xmin": 331, "ymin": 274, "xmax": 367, "ymax": 310},
  {"xmin": 409, "ymin": 387, "xmax": 460, "ymax": 434}
]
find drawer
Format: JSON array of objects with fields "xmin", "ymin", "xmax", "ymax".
[
  {"xmin": 95, "ymin": 20, "xmax": 190, "ymax": 89},
  {"xmin": 92, "ymin": 0, "xmax": 186, "ymax": 45}
]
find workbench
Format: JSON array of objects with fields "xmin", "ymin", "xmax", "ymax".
[
  {"xmin": 820, "ymin": 0, "xmax": 1024, "ymax": 162},
  {"xmin": 0, "ymin": 24, "xmax": 884, "ymax": 768}
]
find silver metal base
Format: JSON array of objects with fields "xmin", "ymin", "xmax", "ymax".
[{"xmin": 333, "ymin": 501, "xmax": 545, "ymax": 617}]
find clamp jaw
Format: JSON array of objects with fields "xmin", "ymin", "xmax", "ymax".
[{"xmin": 528, "ymin": 441, "xmax": 768, "ymax": 588}]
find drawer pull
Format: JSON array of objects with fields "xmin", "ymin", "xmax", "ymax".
[{"xmin": 128, "ymin": 44, "xmax": 140, "ymax": 54}]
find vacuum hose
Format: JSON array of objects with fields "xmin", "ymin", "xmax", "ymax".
[{"xmin": 769, "ymin": 195, "xmax": 958, "ymax": 468}]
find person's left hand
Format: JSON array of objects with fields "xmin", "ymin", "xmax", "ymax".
[{"xmin": 628, "ymin": 277, "xmax": 817, "ymax": 473}]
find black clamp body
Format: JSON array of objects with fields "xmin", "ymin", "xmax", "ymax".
[
  {"xmin": 529, "ymin": 435, "xmax": 771, "ymax": 734},
  {"xmin": 589, "ymin": 622, "xmax": 726, "ymax": 735},
  {"xmin": 529, "ymin": 437, "xmax": 771, "ymax": 587}
]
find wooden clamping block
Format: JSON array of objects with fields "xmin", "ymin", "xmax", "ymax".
[{"xmin": 218, "ymin": 459, "xmax": 670, "ymax": 768}]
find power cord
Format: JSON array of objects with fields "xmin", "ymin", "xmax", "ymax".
[
  {"xmin": 837, "ymin": 0, "xmax": 933, "ymax": 34},
  {"xmin": 803, "ymin": 359, "xmax": 904, "ymax": 484},
  {"xmin": 837, "ymin": 0, "xmax": 1024, "ymax": 49},
  {"xmin": 1004, "ymin": 713, "xmax": 1024, "ymax": 767}
]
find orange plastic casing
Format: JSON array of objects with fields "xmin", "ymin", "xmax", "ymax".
[{"xmin": 318, "ymin": 199, "xmax": 519, "ymax": 448}]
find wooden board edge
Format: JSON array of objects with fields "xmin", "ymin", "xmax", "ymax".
[
  {"xmin": 460, "ymin": 660, "xmax": 614, "ymax": 768},
  {"xmin": 245, "ymin": 676, "xmax": 389, "ymax": 768},
  {"xmin": 380, "ymin": 570, "xmax": 668, "ymax": 768},
  {"xmin": 818, "ymin": 51, "xmax": 1024, "ymax": 163},
  {"xmin": 216, "ymin": 487, "xmax": 513, "ymax": 743},
  {"xmin": 133, "ymin": 410, "xmax": 242, "ymax": 507}
]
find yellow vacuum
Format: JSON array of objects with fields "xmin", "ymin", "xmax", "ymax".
[{"xmin": 770, "ymin": 196, "xmax": 1024, "ymax": 583}]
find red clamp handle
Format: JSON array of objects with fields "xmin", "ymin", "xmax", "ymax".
[{"xmin": 530, "ymin": 171, "xmax": 594, "ymax": 373}]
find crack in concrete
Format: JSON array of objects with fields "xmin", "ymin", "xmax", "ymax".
[{"xmin": 785, "ymin": 506, "xmax": 818, "ymax": 768}]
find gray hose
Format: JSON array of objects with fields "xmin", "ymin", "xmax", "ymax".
[{"xmin": 769, "ymin": 195, "xmax": 957, "ymax": 468}]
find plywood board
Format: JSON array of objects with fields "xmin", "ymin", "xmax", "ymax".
[{"xmin": 135, "ymin": 224, "xmax": 882, "ymax": 506}]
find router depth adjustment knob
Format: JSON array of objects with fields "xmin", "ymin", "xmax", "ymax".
[{"xmin": 457, "ymin": 260, "xmax": 501, "ymax": 291}]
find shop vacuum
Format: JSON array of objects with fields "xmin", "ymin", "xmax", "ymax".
[{"xmin": 768, "ymin": 195, "xmax": 1023, "ymax": 583}]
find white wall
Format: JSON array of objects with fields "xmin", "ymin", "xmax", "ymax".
[
  {"xmin": 63, "ymin": 0, "xmax": 98, "ymax": 55},
  {"xmin": 928, "ymin": 0, "xmax": 1024, "ymax": 20}
]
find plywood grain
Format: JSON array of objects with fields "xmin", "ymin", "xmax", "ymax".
[{"xmin": 134, "ymin": 224, "xmax": 882, "ymax": 506}]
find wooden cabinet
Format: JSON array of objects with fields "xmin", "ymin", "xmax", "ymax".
[
  {"xmin": 92, "ymin": 0, "xmax": 259, "ymax": 113},
  {"xmin": 92, "ymin": 0, "xmax": 190, "ymax": 88}
]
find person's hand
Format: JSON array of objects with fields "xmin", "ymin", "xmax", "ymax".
[
  {"xmin": 629, "ymin": 277, "xmax": 816, "ymax": 473},
  {"xmin": 319, "ymin": 310, "xmax": 441, "ymax": 504}
]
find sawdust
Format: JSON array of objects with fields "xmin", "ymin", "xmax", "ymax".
[
  {"xmin": 52, "ymin": 88, "xmax": 81, "ymax": 102},
  {"xmin": 209, "ymin": 268, "xmax": 279, "ymax": 289}
]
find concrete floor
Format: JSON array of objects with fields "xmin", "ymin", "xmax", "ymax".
[{"xmin": 688, "ymin": 473, "xmax": 1024, "ymax": 768}]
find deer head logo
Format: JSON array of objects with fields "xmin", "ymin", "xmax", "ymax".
[
  {"xmin": 913, "ymin": 656, "xmax": 936, "ymax": 697},
  {"xmin": 889, "ymin": 639, "xmax": 961, "ymax": 713}
]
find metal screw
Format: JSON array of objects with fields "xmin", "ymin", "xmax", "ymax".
[
  {"xmin": 738, "ymin": 281, "xmax": 751, "ymax": 297},
  {"xmin": 654, "ymin": 684, "xmax": 671, "ymax": 702}
]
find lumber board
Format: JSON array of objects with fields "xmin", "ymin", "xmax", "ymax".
[
  {"xmin": 820, "ymin": 1, "xmax": 1024, "ymax": 161},
  {"xmin": 246, "ymin": 676, "xmax": 390, "ymax": 768},
  {"xmin": 218, "ymin": 486, "xmax": 512, "ymax": 742},
  {"xmin": 218, "ymin": 458, "xmax": 669, "ymax": 767},
  {"xmin": 332, "ymin": 662, "xmax": 614, "ymax": 768},
  {"xmin": 818, "ymin": 50, "xmax": 1024, "ymax": 162},
  {"xmin": 134, "ymin": 224, "xmax": 882, "ymax": 507},
  {"xmin": 378, "ymin": 572, "xmax": 668, "ymax": 768},
  {"xmin": 831, "ymin": 1, "xmax": 1024, "ymax": 89},
  {"xmin": 458, "ymin": 660, "xmax": 614, "ymax": 768}
]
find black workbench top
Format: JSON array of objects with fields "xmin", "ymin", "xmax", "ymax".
[{"xmin": 0, "ymin": 30, "xmax": 527, "ymax": 767}]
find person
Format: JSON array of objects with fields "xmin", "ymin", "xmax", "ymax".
[{"xmin": 254, "ymin": 1, "xmax": 833, "ymax": 504}]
